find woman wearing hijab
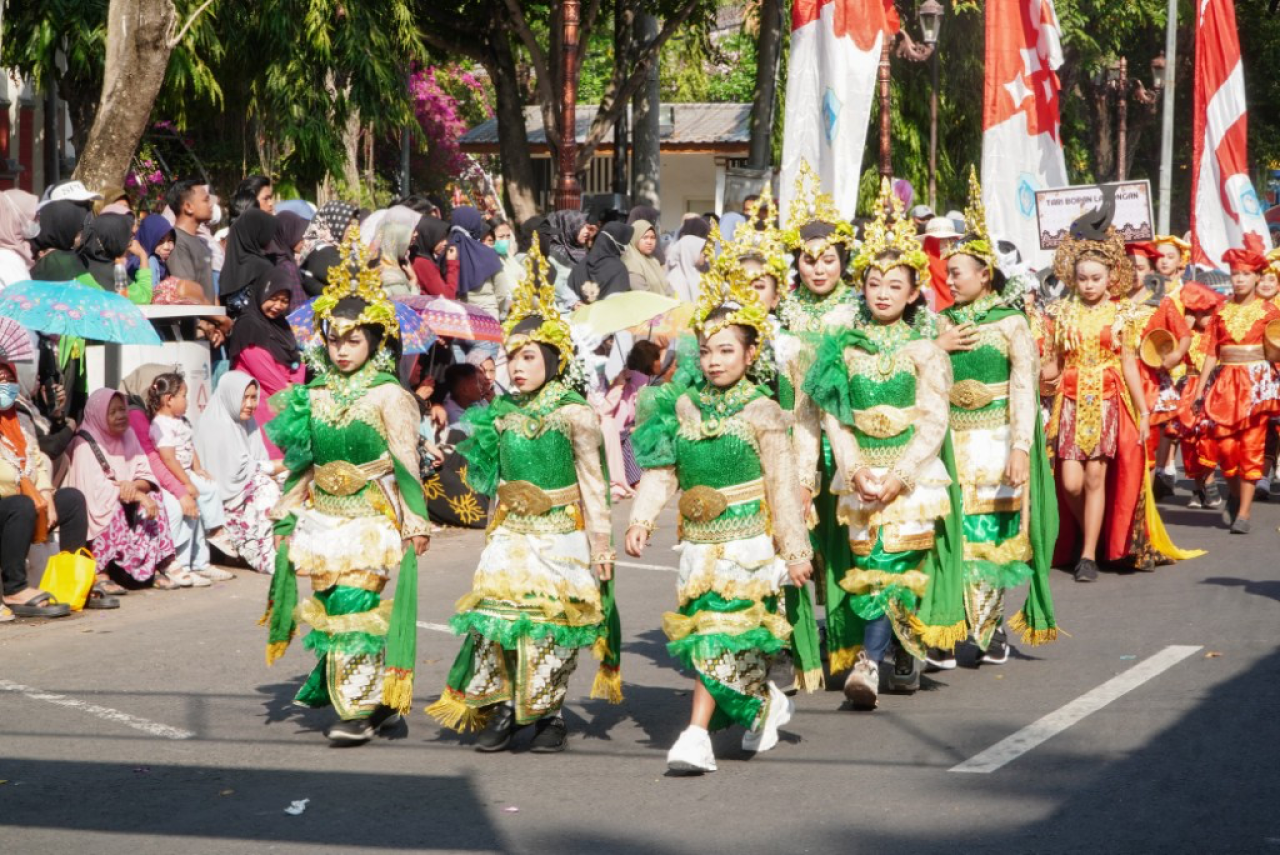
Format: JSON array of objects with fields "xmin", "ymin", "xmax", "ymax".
[
  {"xmin": 448, "ymin": 205, "xmax": 503, "ymax": 312},
  {"xmin": 299, "ymin": 200, "xmax": 357, "ymax": 265},
  {"xmin": 63, "ymin": 389, "xmax": 176, "ymax": 589},
  {"xmin": 272, "ymin": 210, "xmax": 310, "ymax": 309},
  {"xmin": 193, "ymin": 371, "xmax": 280, "ymax": 575},
  {"xmin": 29, "ymin": 200, "xmax": 90, "ymax": 282},
  {"xmin": 376, "ymin": 220, "xmax": 416, "ymax": 297},
  {"xmin": 621, "ymin": 220, "xmax": 672, "ymax": 296},
  {"xmin": 536, "ymin": 210, "xmax": 593, "ymax": 311},
  {"xmin": 0, "ymin": 358, "xmax": 92, "ymax": 618},
  {"xmin": 219, "ymin": 208, "xmax": 278, "ymax": 316},
  {"xmin": 568, "ymin": 221, "xmax": 633, "ymax": 304},
  {"xmin": 79, "ymin": 213, "xmax": 152, "ymax": 304},
  {"xmin": 227, "ymin": 267, "xmax": 304, "ymax": 459},
  {"xmin": 0, "ymin": 193, "xmax": 34, "ymax": 290},
  {"xmin": 412, "ymin": 214, "xmax": 459, "ymax": 298},
  {"xmin": 664, "ymin": 230, "xmax": 709, "ymax": 305}
]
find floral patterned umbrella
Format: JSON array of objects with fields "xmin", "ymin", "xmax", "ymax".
[
  {"xmin": 288, "ymin": 298, "xmax": 437, "ymax": 354},
  {"xmin": 406, "ymin": 296, "xmax": 503, "ymax": 342},
  {"xmin": 0, "ymin": 280, "xmax": 161, "ymax": 345}
]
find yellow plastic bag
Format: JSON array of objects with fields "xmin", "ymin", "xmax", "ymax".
[{"xmin": 38, "ymin": 548, "xmax": 97, "ymax": 612}]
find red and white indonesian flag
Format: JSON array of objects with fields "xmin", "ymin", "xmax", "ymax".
[
  {"xmin": 980, "ymin": 0, "xmax": 1068, "ymax": 268},
  {"xmin": 1192, "ymin": 0, "xmax": 1271, "ymax": 270},
  {"xmin": 780, "ymin": 0, "xmax": 900, "ymax": 221}
]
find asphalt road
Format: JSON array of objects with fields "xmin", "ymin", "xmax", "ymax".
[{"xmin": 2, "ymin": 484, "xmax": 1279, "ymax": 854}]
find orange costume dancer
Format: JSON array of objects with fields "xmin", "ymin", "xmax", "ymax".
[
  {"xmin": 1044, "ymin": 207, "xmax": 1201, "ymax": 581},
  {"xmin": 1175, "ymin": 282, "xmax": 1226, "ymax": 509},
  {"xmin": 1193, "ymin": 245, "xmax": 1280, "ymax": 534}
]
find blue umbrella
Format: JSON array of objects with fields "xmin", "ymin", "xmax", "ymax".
[
  {"xmin": 0, "ymin": 279, "xmax": 161, "ymax": 345},
  {"xmin": 288, "ymin": 298, "xmax": 437, "ymax": 355}
]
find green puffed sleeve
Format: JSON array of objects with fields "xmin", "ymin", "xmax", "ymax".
[
  {"xmin": 801, "ymin": 330, "xmax": 864, "ymax": 429},
  {"xmin": 631, "ymin": 380, "xmax": 684, "ymax": 469},
  {"xmin": 456, "ymin": 397, "xmax": 512, "ymax": 495},
  {"xmin": 266, "ymin": 383, "xmax": 316, "ymax": 477}
]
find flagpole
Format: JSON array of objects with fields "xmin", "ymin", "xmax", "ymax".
[{"xmin": 1157, "ymin": 0, "xmax": 1176, "ymax": 235}]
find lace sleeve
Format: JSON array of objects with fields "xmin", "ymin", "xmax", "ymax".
[
  {"xmin": 1003, "ymin": 315, "xmax": 1039, "ymax": 454},
  {"xmin": 379, "ymin": 385, "xmax": 431, "ymax": 539},
  {"xmin": 890, "ymin": 340, "xmax": 952, "ymax": 490},
  {"xmin": 789, "ymin": 341, "xmax": 822, "ymax": 492},
  {"xmin": 747, "ymin": 398, "xmax": 813, "ymax": 562},
  {"xmin": 629, "ymin": 467, "xmax": 679, "ymax": 533},
  {"xmin": 564, "ymin": 403, "xmax": 615, "ymax": 563}
]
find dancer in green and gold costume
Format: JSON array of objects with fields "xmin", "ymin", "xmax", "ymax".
[
  {"xmin": 427, "ymin": 243, "xmax": 619, "ymax": 754},
  {"xmin": 932, "ymin": 168, "xmax": 1058, "ymax": 670},
  {"xmin": 262, "ymin": 230, "xmax": 432, "ymax": 745},
  {"xmin": 626, "ymin": 258, "xmax": 813, "ymax": 774},
  {"xmin": 803, "ymin": 184, "xmax": 966, "ymax": 710}
]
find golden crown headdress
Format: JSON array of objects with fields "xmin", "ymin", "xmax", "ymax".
[
  {"xmin": 313, "ymin": 227, "xmax": 400, "ymax": 339},
  {"xmin": 780, "ymin": 159, "xmax": 855, "ymax": 254},
  {"xmin": 694, "ymin": 223, "xmax": 773, "ymax": 363},
  {"xmin": 944, "ymin": 166, "xmax": 998, "ymax": 272},
  {"xmin": 852, "ymin": 177, "xmax": 931, "ymax": 290},
  {"xmin": 1264, "ymin": 247, "xmax": 1280, "ymax": 277},
  {"xmin": 504, "ymin": 240, "xmax": 573, "ymax": 371},
  {"xmin": 724, "ymin": 183, "xmax": 789, "ymax": 285},
  {"xmin": 1153, "ymin": 234, "xmax": 1191, "ymax": 267}
]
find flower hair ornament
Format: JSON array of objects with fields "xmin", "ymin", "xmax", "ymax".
[
  {"xmin": 851, "ymin": 177, "xmax": 931, "ymax": 291},
  {"xmin": 312, "ymin": 227, "xmax": 401, "ymax": 341},
  {"xmin": 695, "ymin": 223, "xmax": 774, "ymax": 365},
  {"xmin": 780, "ymin": 159, "xmax": 856, "ymax": 256},
  {"xmin": 503, "ymin": 240, "xmax": 574, "ymax": 373},
  {"xmin": 1051, "ymin": 187, "xmax": 1134, "ymax": 299}
]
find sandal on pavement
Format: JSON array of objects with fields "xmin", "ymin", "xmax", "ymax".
[
  {"xmin": 168, "ymin": 569, "xmax": 196, "ymax": 588},
  {"xmin": 195, "ymin": 565, "xmax": 235, "ymax": 582},
  {"xmin": 6, "ymin": 591, "xmax": 71, "ymax": 618},
  {"xmin": 96, "ymin": 576, "xmax": 127, "ymax": 596},
  {"xmin": 84, "ymin": 584, "xmax": 121, "ymax": 610},
  {"xmin": 0, "ymin": 605, "xmax": 13, "ymax": 622},
  {"xmin": 152, "ymin": 573, "xmax": 180, "ymax": 591}
]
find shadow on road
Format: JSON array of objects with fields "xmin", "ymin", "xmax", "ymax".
[{"xmin": 1201, "ymin": 576, "xmax": 1280, "ymax": 605}]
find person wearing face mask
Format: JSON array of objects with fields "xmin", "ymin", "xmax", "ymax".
[
  {"xmin": 0, "ymin": 359, "xmax": 94, "ymax": 619},
  {"xmin": 427, "ymin": 243, "xmax": 619, "ymax": 755},
  {"xmin": 485, "ymin": 218, "xmax": 523, "ymax": 319},
  {"xmin": 802, "ymin": 185, "xmax": 966, "ymax": 706}
]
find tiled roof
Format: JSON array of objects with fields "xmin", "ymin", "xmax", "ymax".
[{"xmin": 459, "ymin": 103, "xmax": 751, "ymax": 148}]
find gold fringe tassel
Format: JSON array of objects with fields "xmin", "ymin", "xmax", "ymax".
[
  {"xmin": 591, "ymin": 635, "xmax": 611, "ymax": 662},
  {"xmin": 424, "ymin": 690, "xmax": 490, "ymax": 733},
  {"xmin": 265, "ymin": 640, "xmax": 289, "ymax": 666},
  {"xmin": 1007, "ymin": 611, "xmax": 1064, "ymax": 646},
  {"xmin": 381, "ymin": 669, "xmax": 414, "ymax": 715},
  {"xmin": 829, "ymin": 645, "xmax": 861, "ymax": 675},
  {"xmin": 795, "ymin": 667, "xmax": 826, "ymax": 693},
  {"xmin": 918, "ymin": 618, "xmax": 969, "ymax": 651},
  {"xmin": 258, "ymin": 608, "xmax": 271, "ymax": 627},
  {"xmin": 590, "ymin": 665, "xmax": 624, "ymax": 704}
]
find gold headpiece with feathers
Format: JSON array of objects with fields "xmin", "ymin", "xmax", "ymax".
[
  {"xmin": 504, "ymin": 240, "xmax": 573, "ymax": 371},
  {"xmin": 944, "ymin": 166, "xmax": 998, "ymax": 271},
  {"xmin": 780, "ymin": 159, "xmax": 855, "ymax": 254},
  {"xmin": 313, "ymin": 227, "xmax": 400, "ymax": 339},
  {"xmin": 852, "ymin": 177, "xmax": 931, "ymax": 290},
  {"xmin": 695, "ymin": 223, "xmax": 773, "ymax": 362},
  {"xmin": 726, "ymin": 183, "xmax": 789, "ymax": 285}
]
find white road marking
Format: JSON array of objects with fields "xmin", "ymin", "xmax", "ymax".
[
  {"xmin": 614, "ymin": 560, "xmax": 677, "ymax": 573},
  {"xmin": 417, "ymin": 621, "xmax": 453, "ymax": 633},
  {"xmin": 0, "ymin": 679, "xmax": 194, "ymax": 740},
  {"xmin": 950, "ymin": 644, "xmax": 1202, "ymax": 774}
]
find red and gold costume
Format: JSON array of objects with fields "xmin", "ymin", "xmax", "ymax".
[{"xmin": 1174, "ymin": 283, "xmax": 1225, "ymax": 483}]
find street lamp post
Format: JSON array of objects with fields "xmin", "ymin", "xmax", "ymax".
[
  {"xmin": 1106, "ymin": 55, "xmax": 1162, "ymax": 183},
  {"xmin": 878, "ymin": 1, "xmax": 944, "ymax": 181},
  {"xmin": 554, "ymin": 0, "xmax": 583, "ymax": 210},
  {"xmin": 919, "ymin": 0, "xmax": 945, "ymax": 209}
]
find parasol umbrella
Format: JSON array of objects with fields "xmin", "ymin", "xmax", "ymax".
[
  {"xmin": 288, "ymin": 298, "xmax": 437, "ymax": 355},
  {"xmin": 0, "ymin": 316, "xmax": 36, "ymax": 362},
  {"xmin": 0, "ymin": 279, "xmax": 161, "ymax": 345},
  {"xmin": 570, "ymin": 291, "xmax": 682, "ymax": 338},
  {"xmin": 640, "ymin": 300, "xmax": 696, "ymax": 341},
  {"xmin": 419, "ymin": 296, "xmax": 503, "ymax": 342}
]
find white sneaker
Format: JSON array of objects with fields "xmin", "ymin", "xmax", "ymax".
[
  {"xmin": 196, "ymin": 565, "xmax": 235, "ymax": 582},
  {"xmin": 742, "ymin": 682, "xmax": 794, "ymax": 753},
  {"xmin": 843, "ymin": 651, "xmax": 879, "ymax": 710},
  {"xmin": 169, "ymin": 568, "xmax": 195, "ymax": 588},
  {"xmin": 185, "ymin": 572, "xmax": 212, "ymax": 588},
  {"xmin": 666, "ymin": 726, "xmax": 717, "ymax": 774}
]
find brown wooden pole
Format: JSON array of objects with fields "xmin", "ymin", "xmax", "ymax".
[
  {"xmin": 555, "ymin": 0, "xmax": 583, "ymax": 210},
  {"xmin": 1116, "ymin": 57, "xmax": 1128, "ymax": 182},
  {"xmin": 878, "ymin": 35, "xmax": 892, "ymax": 180}
]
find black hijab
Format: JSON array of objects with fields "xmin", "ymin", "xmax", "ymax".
[
  {"xmin": 226, "ymin": 266, "xmax": 300, "ymax": 367},
  {"xmin": 78, "ymin": 213, "xmax": 135, "ymax": 290},
  {"xmin": 543, "ymin": 210, "xmax": 590, "ymax": 267},
  {"xmin": 29, "ymin": 201, "xmax": 89, "ymax": 282},
  {"xmin": 679, "ymin": 216, "xmax": 711, "ymax": 240},
  {"xmin": 219, "ymin": 208, "xmax": 277, "ymax": 297},
  {"xmin": 414, "ymin": 215, "xmax": 450, "ymax": 259},
  {"xmin": 568, "ymin": 221, "xmax": 633, "ymax": 303}
]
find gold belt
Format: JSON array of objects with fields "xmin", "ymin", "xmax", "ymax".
[
  {"xmin": 1220, "ymin": 344, "xmax": 1266, "ymax": 365},
  {"xmin": 853, "ymin": 405, "xmax": 916, "ymax": 439},
  {"xmin": 496, "ymin": 480, "xmax": 581, "ymax": 516},
  {"xmin": 678, "ymin": 478, "xmax": 765, "ymax": 523},
  {"xmin": 949, "ymin": 379, "xmax": 1010, "ymax": 410},
  {"xmin": 313, "ymin": 456, "xmax": 393, "ymax": 496}
]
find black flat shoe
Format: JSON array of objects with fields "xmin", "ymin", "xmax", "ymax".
[
  {"xmin": 327, "ymin": 717, "xmax": 374, "ymax": 745},
  {"xmin": 1073, "ymin": 558, "xmax": 1099, "ymax": 583},
  {"xmin": 475, "ymin": 703, "xmax": 516, "ymax": 753},
  {"xmin": 529, "ymin": 716, "xmax": 568, "ymax": 753}
]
